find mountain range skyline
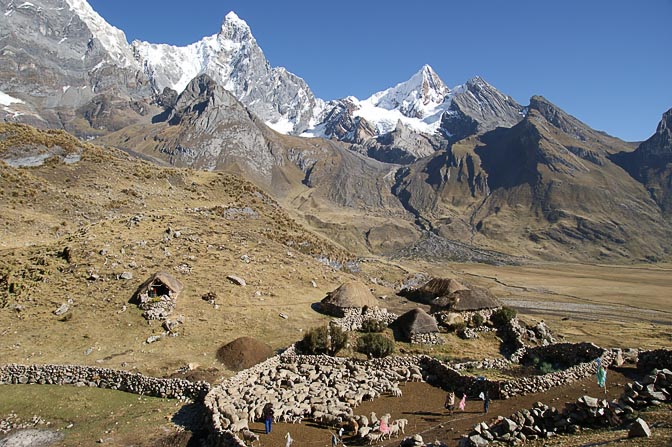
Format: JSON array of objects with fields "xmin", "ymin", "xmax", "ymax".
[{"xmin": 85, "ymin": 0, "xmax": 672, "ymax": 142}]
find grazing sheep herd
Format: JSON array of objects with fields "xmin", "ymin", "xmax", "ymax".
[{"xmin": 205, "ymin": 347, "xmax": 428, "ymax": 445}]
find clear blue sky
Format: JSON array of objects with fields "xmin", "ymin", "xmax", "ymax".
[{"xmin": 88, "ymin": 0, "xmax": 671, "ymax": 142}]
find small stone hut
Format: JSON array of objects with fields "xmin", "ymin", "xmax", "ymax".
[
  {"xmin": 393, "ymin": 308, "xmax": 442, "ymax": 344},
  {"xmin": 320, "ymin": 281, "xmax": 379, "ymax": 318},
  {"xmin": 134, "ymin": 272, "xmax": 184, "ymax": 320},
  {"xmin": 407, "ymin": 278, "xmax": 501, "ymax": 313}
]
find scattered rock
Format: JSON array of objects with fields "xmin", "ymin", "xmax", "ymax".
[
  {"xmin": 118, "ymin": 272, "xmax": 133, "ymax": 280},
  {"xmin": 279, "ymin": 313, "xmax": 288, "ymax": 319},
  {"xmin": 53, "ymin": 304, "xmax": 69, "ymax": 316},
  {"xmin": 628, "ymin": 418, "xmax": 651, "ymax": 438},
  {"xmin": 310, "ymin": 279, "xmax": 318, "ymax": 288},
  {"xmin": 145, "ymin": 335, "xmax": 161, "ymax": 344},
  {"xmin": 227, "ymin": 275, "xmax": 246, "ymax": 286}
]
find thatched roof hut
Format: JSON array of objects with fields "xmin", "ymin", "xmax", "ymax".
[
  {"xmin": 320, "ymin": 281, "xmax": 379, "ymax": 317},
  {"xmin": 393, "ymin": 308, "xmax": 439, "ymax": 341},
  {"xmin": 405, "ymin": 277, "xmax": 501, "ymax": 312},
  {"xmin": 135, "ymin": 272, "xmax": 184, "ymax": 300}
]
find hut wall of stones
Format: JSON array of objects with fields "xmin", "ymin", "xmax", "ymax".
[
  {"xmin": 335, "ymin": 307, "xmax": 398, "ymax": 332},
  {"xmin": 0, "ymin": 364, "xmax": 210, "ymax": 401}
]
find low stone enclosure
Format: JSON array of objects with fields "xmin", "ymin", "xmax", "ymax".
[
  {"xmin": 460, "ymin": 367, "xmax": 672, "ymax": 446},
  {"xmin": 0, "ymin": 364, "xmax": 210, "ymax": 401},
  {"xmin": 204, "ymin": 342, "xmax": 621, "ymax": 446}
]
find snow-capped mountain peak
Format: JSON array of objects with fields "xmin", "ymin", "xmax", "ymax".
[
  {"xmin": 219, "ymin": 11, "xmax": 254, "ymax": 42},
  {"xmin": 63, "ymin": 0, "xmax": 136, "ymax": 68},
  {"xmin": 369, "ymin": 64, "xmax": 449, "ymax": 119}
]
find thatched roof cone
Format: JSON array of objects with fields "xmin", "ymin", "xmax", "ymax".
[
  {"xmin": 320, "ymin": 281, "xmax": 379, "ymax": 317},
  {"xmin": 394, "ymin": 308, "xmax": 439, "ymax": 340},
  {"xmin": 409, "ymin": 277, "xmax": 501, "ymax": 311}
]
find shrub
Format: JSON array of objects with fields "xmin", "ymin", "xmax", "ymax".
[
  {"xmin": 538, "ymin": 361, "xmax": 557, "ymax": 374},
  {"xmin": 298, "ymin": 325, "xmax": 347, "ymax": 356},
  {"xmin": 451, "ymin": 321, "xmax": 467, "ymax": 333},
  {"xmin": 360, "ymin": 319, "xmax": 387, "ymax": 333},
  {"xmin": 356, "ymin": 333, "xmax": 394, "ymax": 358},
  {"xmin": 470, "ymin": 313, "xmax": 485, "ymax": 327},
  {"xmin": 490, "ymin": 307, "xmax": 517, "ymax": 326}
]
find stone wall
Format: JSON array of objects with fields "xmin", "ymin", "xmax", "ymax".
[
  {"xmin": 411, "ymin": 333, "xmax": 444, "ymax": 345},
  {"xmin": 334, "ymin": 307, "xmax": 398, "ymax": 332},
  {"xmin": 522, "ymin": 342, "xmax": 605, "ymax": 368},
  {"xmin": 0, "ymin": 364, "xmax": 210, "ymax": 401},
  {"xmin": 420, "ymin": 345, "xmax": 613, "ymax": 400},
  {"xmin": 637, "ymin": 349, "xmax": 672, "ymax": 373},
  {"xmin": 461, "ymin": 367, "xmax": 672, "ymax": 446}
]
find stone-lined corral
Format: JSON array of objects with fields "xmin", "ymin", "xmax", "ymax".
[
  {"xmin": 638, "ymin": 349, "xmax": 672, "ymax": 373},
  {"xmin": 460, "ymin": 367, "xmax": 672, "ymax": 446},
  {"xmin": 0, "ymin": 364, "xmax": 210, "ymax": 401},
  {"xmin": 204, "ymin": 343, "xmax": 618, "ymax": 446}
]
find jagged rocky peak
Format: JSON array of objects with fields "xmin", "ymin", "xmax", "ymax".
[
  {"xmin": 371, "ymin": 64, "xmax": 449, "ymax": 118},
  {"xmin": 440, "ymin": 76, "xmax": 523, "ymax": 142},
  {"xmin": 131, "ymin": 9, "xmax": 319, "ymax": 135},
  {"xmin": 219, "ymin": 11, "xmax": 253, "ymax": 41}
]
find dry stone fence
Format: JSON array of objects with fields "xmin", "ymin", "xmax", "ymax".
[
  {"xmin": 460, "ymin": 364, "xmax": 672, "ymax": 446},
  {"xmin": 0, "ymin": 364, "xmax": 210, "ymax": 401}
]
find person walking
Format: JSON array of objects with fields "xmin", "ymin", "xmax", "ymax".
[
  {"xmin": 263, "ymin": 403, "xmax": 274, "ymax": 434},
  {"xmin": 444, "ymin": 390, "xmax": 456, "ymax": 415},
  {"xmin": 483, "ymin": 390, "xmax": 491, "ymax": 414},
  {"xmin": 458, "ymin": 393, "xmax": 467, "ymax": 411}
]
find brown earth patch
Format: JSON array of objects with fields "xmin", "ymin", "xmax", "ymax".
[{"xmin": 216, "ymin": 337, "xmax": 274, "ymax": 371}]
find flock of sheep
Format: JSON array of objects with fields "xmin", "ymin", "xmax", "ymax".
[{"xmin": 207, "ymin": 351, "xmax": 428, "ymax": 445}]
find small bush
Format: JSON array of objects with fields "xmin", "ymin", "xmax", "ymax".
[
  {"xmin": 360, "ymin": 319, "xmax": 387, "ymax": 333},
  {"xmin": 356, "ymin": 333, "xmax": 394, "ymax": 358},
  {"xmin": 451, "ymin": 321, "xmax": 467, "ymax": 333},
  {"xmin": 298, "ymin": 325, "xmax": 347, "ymax": 356},
  {"xmin": 470, "ymin": 314, "xmax": 485, "ymax": 327},
  {"xmin": 538, "ymin": 361, "xmax": 557, "ymax": 374},
  {"xmin": 490, "ymin": 307, "xmax": 517, "ymax": 326}
]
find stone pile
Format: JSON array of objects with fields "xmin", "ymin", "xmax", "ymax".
[
  {"xmin": 0, "ymin": 364, "xmax": 210, "ymax": 401},
  {"xmin": 411, "ymin": 332, "xmax": 444, "ymax": 344},
  {"xmin": 618, "ymin": 368, "xmax": 671, "ymax": 409},
  {"xmin": 138, "ymin": 294, "xmax": 176, "ymax": 320}
]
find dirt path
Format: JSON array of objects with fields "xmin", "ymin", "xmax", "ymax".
[{"xmin": 248, "ymin": 367, "xmax": 636, "ymax": 447}]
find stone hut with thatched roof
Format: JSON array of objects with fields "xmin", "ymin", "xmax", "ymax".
[
  {"xmin": 393, "ymin": 308, "xmax": 443, "ymax": 344},
  {"xmin": 320, "ymin": 281, "xmax": 379, "ymax": 318},
  {"xmin": 134, "ymin": 272, "xmax": 184, "ymax": 320},
  {"xmin": 405, "ymin": 277, "xmax": 501, "ymax": 314}
]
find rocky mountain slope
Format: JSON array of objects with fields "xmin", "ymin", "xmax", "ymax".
[
  {"xmin": 613, "ymin": 108, "xmax": 672, "ymax": 216},
  {"xmin": 132, "ymin": 12, "xmax": 322, "ymax": 135},
  {"xmin": 0, "ymin": 0, "xmax": 156, "ymax": 135},
  {"xmin": 1, "ymin": 0, "xmax": 671, "ymax": 263},
  {"xmin": 305, "ymin": 66, "xmax": 524, "ymax": 164},
  {"xmin": 392, "ymin": 96, "xmax": 672, "ymax": 261}
]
